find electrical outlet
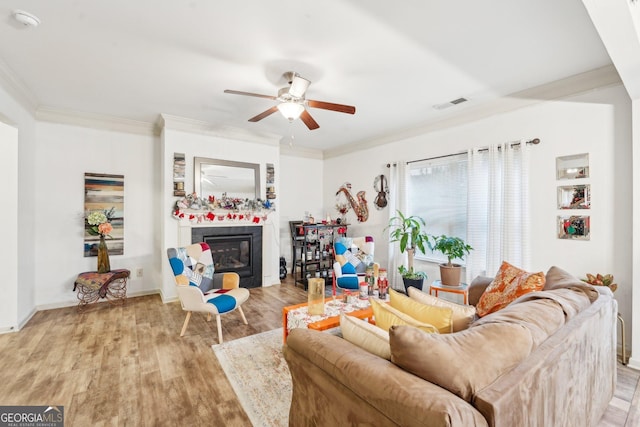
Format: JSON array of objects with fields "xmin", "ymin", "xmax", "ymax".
[{"xmin": 136, "ymin": 268, "xmax": 143, "ymax": 278}]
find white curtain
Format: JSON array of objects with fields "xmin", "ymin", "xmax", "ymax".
[
  {"xmin": 465, "ymin": 141, "xmax": 531, "ymax": 282},
  {"xmin": 387, "ymin": 161, "xmax": 408, "ymax": 291}
]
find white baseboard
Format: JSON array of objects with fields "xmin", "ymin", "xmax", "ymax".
[
  {"xmin": 627, "ymin": 357, "xmax": 640, "ymax": 370},
  {"xmin": 158, "ymin": 288, "xmax": 178, "ymax": 303},
  {"xmin": 0, "ymin": 306, "xmax": 38, "ymax": 334},
  {"xmin": 0, "ymin": 326, "xmax": 18, "ymax": 335},
  {"xmin": 17, "ymin": 306, "xmax": 38, "ymax": 331}
]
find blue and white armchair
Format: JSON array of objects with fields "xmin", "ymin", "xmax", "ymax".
[
  {"xmin": 167, "ymin": 242, "xmax": 249, "ymax": 344},
  {"xmin": 332, "ymin": 236, "xmax": 378, "ymax": 296}
]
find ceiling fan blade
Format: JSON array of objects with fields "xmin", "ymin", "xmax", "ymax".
[
  {"xmin": 307, "ymin": 99, "xmax": 356, "ymax": 114},
  {"xmin": 289, "ymin": 75, "xmax": 310, "ymax": 98},
  {"xmin": 248, "ymin": 106, "xmax": 278, "ymax": 122},
  {"xmin": 300, "ymin": 110, "xmax": 320, "ymax": 130},
  {"xmin": 224, "ymin": 89, "xmax": 277, "ymax": 100}
]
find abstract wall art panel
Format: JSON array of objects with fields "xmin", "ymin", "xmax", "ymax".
[{"xmin": 84, "ymin": 173, "xmax": 124, "ymax": 256}]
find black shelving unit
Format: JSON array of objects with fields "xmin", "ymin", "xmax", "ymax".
[{"xmin": 289, "ymin": 221, "xmax": 348, "ymax": 290}]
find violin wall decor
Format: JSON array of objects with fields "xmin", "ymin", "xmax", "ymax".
[{"xmin": 373, "ymin": 174, "xmax": 388, "ymax": 210}]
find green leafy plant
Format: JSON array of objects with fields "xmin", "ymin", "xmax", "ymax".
[
  {"xmin": 428, "ymin": 235, "xmax": 473, "ymax": 267},
  {"xmin": 397, "ymin": 265, "xmax": 427, "ymax": 280},
  {"xmin": 582, "ymin": 273, "xmax": 617, "ymax": 292},
  {"xmin": 386, "ymin": 210, "xmax": 430, "ymax": 279}
]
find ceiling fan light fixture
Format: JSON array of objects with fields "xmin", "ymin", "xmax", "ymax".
[{"xmin": 277, "ymin": 102, "xmax": 305, "ymax": 121}]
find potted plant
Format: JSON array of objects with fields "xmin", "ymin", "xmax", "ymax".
[
  {"xmin": 386, "ymin": 210, "xmax": 429, "ymax": 292},
  {"xmin": 582, "ymin": 273, "xmax": 617, "ymax": 292},
  {"xmin": 428, "ymin": 235, "xmax": 473, "ymax": 286}
]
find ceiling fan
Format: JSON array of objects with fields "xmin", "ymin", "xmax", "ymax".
[{"xmin": 224, "ymin": 71, "xmax": 356, "ymax": 130}]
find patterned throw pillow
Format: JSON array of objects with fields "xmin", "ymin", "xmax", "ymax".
[{"xmin": 476, "ymin": 261, "xmax": 545, "ymax": 317}]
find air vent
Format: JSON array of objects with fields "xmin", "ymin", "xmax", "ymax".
[
  {"xmin": 450, "ymin": 97, "xmax": 468, "ymax": 105},
  {"xmin": 433, "ymin": 97, "xmax": 469, "ymax": 110}
]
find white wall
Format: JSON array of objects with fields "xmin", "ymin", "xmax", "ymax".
[
  {"xmin": 0, "ymin": 83, "xmax": 37, "ymax": 330},
  {"xmin": 34, "ymin": 122, "xmax": 159, "ymax": 308},
  {"xmin": 631, "ymin": 99, "xmax": 640, "ymax": 370},
  {"xmin": 324, "ymin": 84, "xmax": 633, "ymax": 341},
  {"xmin": 0, "ymin": 120, "xmax": 18, "ymax": 331},
  {"xmin": 278, "ymin": 154, "xmax": 325, "ymax": 270}
]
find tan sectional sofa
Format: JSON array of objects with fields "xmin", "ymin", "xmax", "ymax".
[{"xmin": 283, "ymin": 267, "xmax": 617, "ymax": 427}]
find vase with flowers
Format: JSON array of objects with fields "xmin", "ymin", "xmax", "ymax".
[{"xmin": 86, "ymin": 208, "xmax": 115, "ymax": 273}]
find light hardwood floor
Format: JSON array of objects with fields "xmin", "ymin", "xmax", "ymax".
[
  {"xmin": 0, "ymin": 278, "xmax": 637, "ymax": 426},
  {"xmin": 0, "ymin": 279, "xmax": 308, "ymax": 426}
]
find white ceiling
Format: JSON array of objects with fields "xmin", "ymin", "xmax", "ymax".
[{"xmin": 0, "ymin": 0, "xmax": 613, "ymax": 153}]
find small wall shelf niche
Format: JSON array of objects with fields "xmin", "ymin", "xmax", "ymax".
[
  {"xmin": 557, "ymin": 184, "xmax": 590, "ymax": 209},
  {"xmin": 173, "ymin": 153, "xmax": 186, "ymax": 196},
  {"xmin": 558, "ymin": 215, "xmax": 590, "ymax": 240},
  {"xmin": 556, "ymin": 153, "xmax": 589, "ymax": 180},
  {"xmin": 556, "ymin": 153, "xmax": 590, "ymax": 240},
  {"xmin": 266, "ymin": 163, "xmax": 276, "ymax": 200}
]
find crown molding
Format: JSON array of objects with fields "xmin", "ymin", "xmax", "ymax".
[
  {"xmin": 36, "ymin": 106, "xmax": 158, "ymax": 136},
  {"xmin": 279, "ymin": 143, "xmax": 324, "ymax": 159},
  {"xmin": 324, "ymin": 64, "xmax": 622, "ymax": 159},
  {"xmin": 159, "ymin": 114, "xmax": 281, "ymax": 146},
  {"xmin": 0, "ymin": 57, "xmax": 38, "ymax": 114}
]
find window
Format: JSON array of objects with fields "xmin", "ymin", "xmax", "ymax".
[{"xmin": 407, "ymin": 154, "xmax": 468, "ymax": 264}]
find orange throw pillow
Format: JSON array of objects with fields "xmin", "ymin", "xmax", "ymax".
[{"xmin": 476, "ymin": 261, "xmax": 545, "ymax": 317}]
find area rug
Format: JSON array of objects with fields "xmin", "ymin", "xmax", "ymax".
[{"xmin": 212, "ymin": 328, "xmax": 291, "ymax": 427}]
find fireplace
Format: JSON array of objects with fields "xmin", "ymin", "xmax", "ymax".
[{"xmin": 192, "ymin": 226, "xmax": 262, "ymax": 288}]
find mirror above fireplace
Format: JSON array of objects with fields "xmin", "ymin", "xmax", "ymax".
[{"xmin": 194, "ymin": 157, "xmax": 261, "ymax": 200}]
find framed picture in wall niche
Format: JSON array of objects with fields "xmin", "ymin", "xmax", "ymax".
[
  {"xmin": 557, "ymin": 215, "xmax": 590, "ymax": 240},
  {"xmin": 557, "ymin": 184, "xmax": 590, "ymax": 209},
  {"xmin": 266, "ymin": 163, "xmax": 276, "ymax": 200},
  {"xmin": 556, "ymin": 153, "xmax": 589, "ymax": 180},
  {"xmin": 173, "ymin": 152, "xmax": 186, "ymax": 197}
]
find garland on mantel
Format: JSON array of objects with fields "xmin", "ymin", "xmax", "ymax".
[{"xmin": 172, "ymin": 192, "xmax": 275, "ymax": 224}]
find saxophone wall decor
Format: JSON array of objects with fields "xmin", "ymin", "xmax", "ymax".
[{"xmin": 336, "ymin": 182, "xmax": 369, "ymax": 223}]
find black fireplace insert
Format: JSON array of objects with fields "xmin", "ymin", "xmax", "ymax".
[{"xmin": 192, "ymin": 226, "xmax": 262, "ymax": 288}]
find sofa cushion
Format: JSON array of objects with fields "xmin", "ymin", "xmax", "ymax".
[
  {"xmin": 407, "ymin": 287, "xmax": 476, "ymax": 332},
  {"xmin": 476, "ymin": 261, "xmax": 545, "ymax": 317},
  {"xmin": 469, "ymin": 275, "xmax": 494, "ymax": 306},
  {"xmin": 472, "ymin": 297, "xmax": 566, "ymax": 347},
  {"xmin": 370, "ymin": 298, "xmax": 439, "ymax": 334},
  {"xmin": 508, "ymin": 288, "xmax": 594, "ymax": 324},
  {"xmin": 389, "ymin": 289, "xmax": 453, "ymax": 334},
  {"xmin": 389, "ymin": 323, "xmax": 533, "ymax": 402},
  {"xmin": 544, "ymin": 266, "xmax": 600, "ymax": 301},
  {"xmin": 340, "ymin": 313, "xmax": 390, "ymax": 360}
]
